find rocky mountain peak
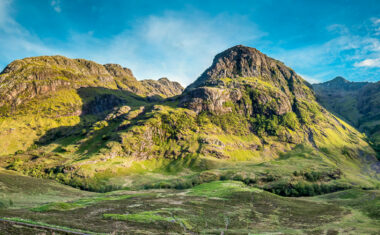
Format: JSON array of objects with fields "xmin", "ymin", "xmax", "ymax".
[
  {"xmin": 181, "ymin": 45, "xmax": 315, "ymax": 115},
  {"xmin": 313, "ymin": 76, "xmax": 369, "ymax": 91},
  {"xmin": 140, "ymin": 77, "xmax": 184, "ymax": 98},
  {"xmin": 331, "ymin": 76, "xmax": 349, "ymax": 83},
  {"xmin": 186, "ymin": 45, "xmax": 287, "ymax": 90},
  {"xmin": 103, "ymin": 64, "xmax": 134, "ymax": 78}
]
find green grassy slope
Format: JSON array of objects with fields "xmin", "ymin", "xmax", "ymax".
[
  {"xmin": 0, "ymin": 179, "xmax": 378, "ymax": 234},
  {"xmin": 0, "ymin": 169, "xmax": 93, "ymax": 209}
]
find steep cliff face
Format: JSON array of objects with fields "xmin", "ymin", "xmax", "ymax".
[
  {"xmin": 140, "ymin": 77, "xmax": 184, "ymax": 98},
  {"xmin": 176, "ymin": 46, "xmax": 377, "ymax": 167}
]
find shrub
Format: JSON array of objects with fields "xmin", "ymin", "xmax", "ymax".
[
  {"xmin": 15, "ymin": 150, "xmax": 25, "ymax": 155},
  {"xmin": 210, "ymin": 112, "xmax": 250, "ymax": 135},
  {"xmin": 304, "ymin": 171, "xmax": 322, "ymax": 182},
  {"xmin": 250, "ymin": 114, "xmax": 281, "ymax": 136},
  {"xmin": 281, "ymin": 112, "xmax": 300, "ymax": 130}
]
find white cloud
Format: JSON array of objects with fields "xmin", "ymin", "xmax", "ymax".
[
  {"xmin": 51, "ymin": 0, "xmax": 61, "ymax": 13},
  {"xmin": 299, "ymin": 74, "xmax": 322, "ymax": 84},
  {"xmin": 372, "ymin": 18, "xmax": 380, "ymax": 25},
  {"xmin": 271, "ymin": 21, "xmax": 380, "ymax": 82},
  {"xmin": 354, "ymin": 58, "xmax": 380, "ymax": 67}
]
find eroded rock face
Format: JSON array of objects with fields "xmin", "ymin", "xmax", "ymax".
[
  {"xmin": 105, "ymin": 106, "xmax": 131, "ymax": 121},
  {"xmin": 140, "ymin": 77, "xmax": 184, "ymax": 98},
  {"xmin": 179, "ymin": 87, "xmax": 241, "ymax": 114},
  {"xmin": 250, "ymin": 89, "xmax": 292, "ymax": 115},
  {"xmin": 104, "ymin": 64, "xmax": 134, "ymax": 78}
]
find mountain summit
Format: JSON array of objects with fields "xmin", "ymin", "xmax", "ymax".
[
  {"xmin": 313, "ymin": 76, "xmax": 368, "ymax": 91},
  {"xmin": 181, "ymin": 45, "xmax": 314, "ymax": 116},
  {"xmin": 186, "ymin": 45, "xmax": 306, "ymax": 91}
]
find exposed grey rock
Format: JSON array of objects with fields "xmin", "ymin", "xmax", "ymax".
[
  {"xmin": 140, "ymin": 77, "xmax": 184, "ymax": 98},
  {"xmin": 179, "ymin": 87, "xmax": 237, "ymax": 114}
]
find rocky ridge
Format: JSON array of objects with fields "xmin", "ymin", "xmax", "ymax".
[{"xmin": 0, "ymin": 56, "xmax": 183, "ymax": 108}]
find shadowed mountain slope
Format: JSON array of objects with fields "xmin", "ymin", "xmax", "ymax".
[{"xmin": 313, "ymin": 77, "xmax": 380, "ymax": 158}]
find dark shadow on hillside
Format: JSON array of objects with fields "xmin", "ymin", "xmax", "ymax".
[{"xmin": 34, "ymin": 87, "xmax": 165, "ymax": 157}]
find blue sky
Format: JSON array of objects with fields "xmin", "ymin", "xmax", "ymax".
[{"xmin": 1, "ymin": 0, "xmax": 380, "ymax": 85}]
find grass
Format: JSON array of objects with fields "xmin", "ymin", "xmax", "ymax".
[
  {"xmin": 103, "ymin": 210, "xmax": 172, "ymax": 223},
  {"xmin": 0, "ymin": 169, "xmax": 93, "ymax": 209},
  {"xmin": 0, "ymin": 217, "xmax": 100, "ymax": 234},
  {"xmin": 188, "ymin": 180, "xmax": 262, "ymax": 198},
  {"xmin": 309, "ymin": 189, "xmax": 380, "ymax": 219},
  {"xmin": 32, "ymin": 193, "xmax": 154, "ymax": 212},
  {"xmin": 0, "ymin": 176, "xmax": 379, "ymax": 234}
]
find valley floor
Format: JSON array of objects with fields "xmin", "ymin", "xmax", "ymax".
[{"xmin": 0, "ymin": 169, "xmax": 379, "ymax": 234}]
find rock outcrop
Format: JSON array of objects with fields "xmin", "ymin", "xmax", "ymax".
[
  {"xmin": 140, "ymin": 77, "xmax": 184, "ymax": 98},
  {"xmin": 179, "ymin": 87, "xmax": 240, "ymax": 114}
]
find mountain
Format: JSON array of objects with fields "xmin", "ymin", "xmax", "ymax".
[
  {"xmin": 0, "ymin": 55, "xmax": 183, "ymax": 108},
  {"xmin": 313, "ymin": 77, "xmax": 380, "ymax": 157},
  {"xmin": 0, "ymin": 55, "xmax": 183, "ymax": 155},
  {"xmin": 0, "ymin": 46, "xmax": 378, "ymax": 194}
]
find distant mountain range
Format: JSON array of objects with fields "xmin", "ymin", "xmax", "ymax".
[{"xmin": 313, "ymin": 77, "xmax": 380, "ymax": 156}]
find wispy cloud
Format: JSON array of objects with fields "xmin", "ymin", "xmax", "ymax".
[
  {"xmin": 298, "ymin": 74, "xmax": 322, "ymax": 84},
  {"xmin": 0, "ymin": 0, "xmax": 55, "ymax": 64},
  {"xmin": 355, "ymin": 58, "xmax": 380, "ymax": 67},
  {"xmin": 371, "ymin": 17, "xmax": 380, "ymax": 35},
  {"xmin": 271, "ymin": 21, "xmax": 380, "ymax": 82},
  {"xmin": 51, "ymin": 0, "xmax": 61, "ymax": 13},
  {"xmin": 2, "ymin": 0, "xmax": 379, "ymax": 84}
]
